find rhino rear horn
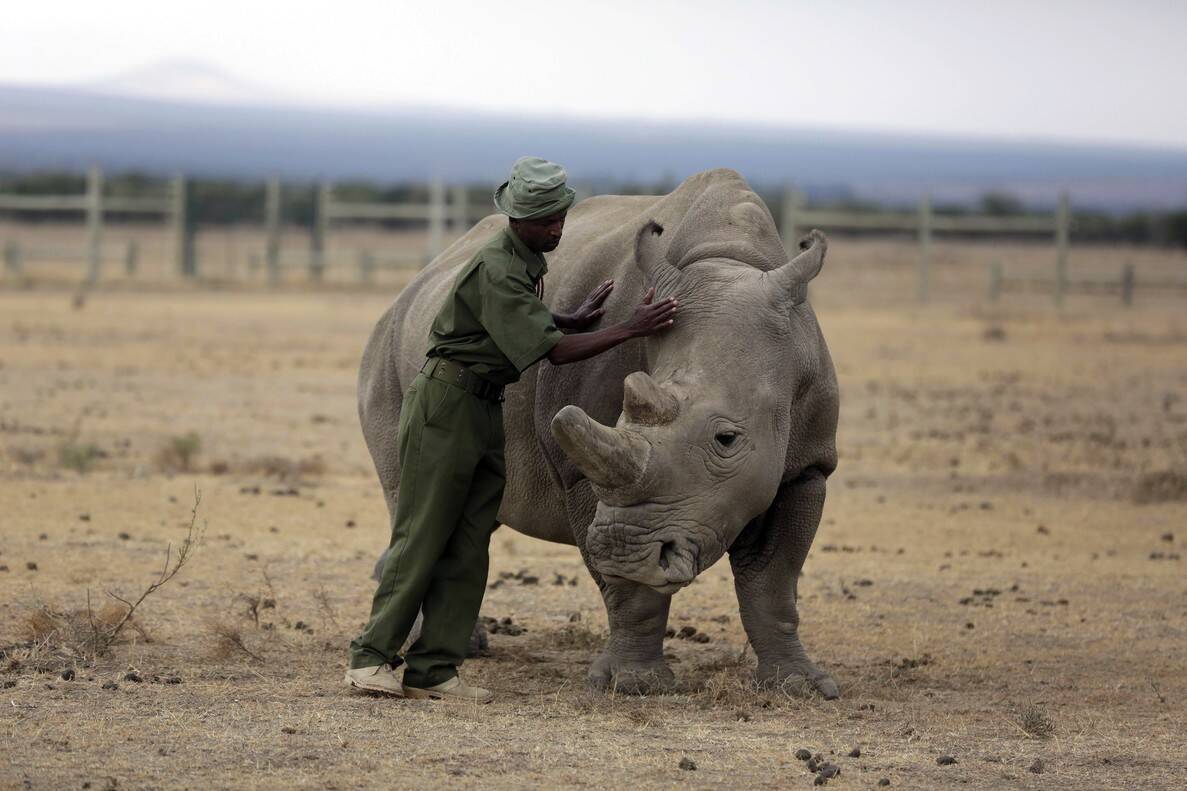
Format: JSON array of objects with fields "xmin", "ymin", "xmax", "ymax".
[
  {"xmin": 622, "ymin": 372, "xmax": 678, "ymax": 426},
  {"xmin": 550, "ymin": 405, "xmax": 649, "ymax": 490},
  {"xmin": 767, "ymin": 228, "xmax": 828, "ymax": 306}
]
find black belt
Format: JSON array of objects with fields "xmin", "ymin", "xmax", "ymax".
[{"xmin": 422, "ymin": 357, "xmax": 504, "ymax": 402}]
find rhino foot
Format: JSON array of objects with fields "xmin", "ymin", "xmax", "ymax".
[
  {"xmin": 588, "ymin": 652, "xmax": 677, "ymax": 695},
  {"xmin": 756, "ymin": 661, "xmax": 840, "ymax": 700}
]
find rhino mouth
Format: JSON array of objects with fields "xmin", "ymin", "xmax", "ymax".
[{"xmin": 586, "ymin": 518, "xmax": 714, "ymax": 593}]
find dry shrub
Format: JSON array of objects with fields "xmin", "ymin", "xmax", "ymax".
[
  {"xmin": 58, "ymin": 441, "xmax": 104, "ymax": 473},
  {"xmin": 10, "ymin": 601, "xmax": 138, "ymax": 673},
  {"xmin": 1015, "ymin": 703, "xmax": 1056, "ymax": 739},
  {"xmin": 207, "ymin": 619, "xmax": 263, "ymax": 662},
  {"xmin": 1132, "ymin": 470, "xmax": 1187, "ymax": 504},
  {"xmin": 238, "ymin": 454, "xmax": 327, "ymax": 480},
  {"xmin": 155, "ymin": 432, "xmax": 202, "ymax": 473}
]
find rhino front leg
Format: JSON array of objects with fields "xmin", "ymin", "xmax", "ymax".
[
  {"xmin": 729, "ymin": 468, "xmax": 839, "ymax": 699},
  {"xmin": 588, "ymin": 581, "xmax": 676, "ymax": 694}
]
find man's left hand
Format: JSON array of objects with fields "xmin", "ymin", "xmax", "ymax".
[{"xmin": 564, "ymin": 280, "xmax": 614, "ymax": 330}]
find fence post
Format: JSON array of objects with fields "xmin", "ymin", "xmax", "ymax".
[
  {"xmin": 1054, "ymin": 191, "xmax": 1070, "ymax": 307},
  {"xmin": 358, "ymin": 250, "xmax": 374, "ymax": 284},
  {"xmin": 265, "ymin": 177, "xmax": 282, "ymax": 286},
  {"xmin": 85, "ymin": 165, "xmax": 103, "ymax": 285},
  {"xmin": 3, "ymin": 240, "xmax": 21, "ymax": 276},
  {"xmin": 311, "ymin": 182, "xmax": 330, "ymax": 281},
  {"xmin": 171, "ymin": 174, "xmax": 193, "ymax": 278},
  {"xmin": 780, "ymin": 186, "xmax": 803, "ymax": 251},
  {"xmin": 988, "ymin": 261, "xmax": 1003, "ymax": 302},
  {"xmin": 427, "ymin": 179, "xmax": 446, "ymax": 264},
  {"xmin": 124, "ymin": 240, "xmax": 138, "ymax": 276},
  {"xmin": 916, "ymin": 193, "xmax": 933, "ymax": 303},
  {"xmin": 1121, "ymin": 262, "xmax": 1135, "ymax": 307},
  {"xmin": 451, "ymin": 185, "xmax": 469, "ymax": 235}
]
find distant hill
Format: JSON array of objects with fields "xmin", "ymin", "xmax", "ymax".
[{"xmin": 2, "ymin": 80, "xmax": 1186, "ymax": 211}]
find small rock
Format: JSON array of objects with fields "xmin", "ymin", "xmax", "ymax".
[
  {"xmin": 118, "ymin": 532, "xmax": 131, "ymax": 540},
  {"xmin": 1036, "ymin": 525, "xmax": 1049, "ymax": 535},
  {"xmin": 1, "ymin": 680, "xmax": 16, "ymax": 689},
  {"xmin": 678, "ymin": 757, "xmax": 696, "ymax": 771},
  {"xmin": 345, "ymin": 520, "xmax": 356, "ymax": 528},
  {"xmin": 692, "ymin": 633, "xmax": 711, "ymax": 643},
  {"xmin": 123, "ymin": 671, "xmax": 143, "ymax": 683},
  {"xmin": 878, "ymin": 779, "xmax": 890, "ymax": 787},
  {"xmin": 677, "ymin": 625, "xmax": 697, "ymax": 639},
  {"xmin": 734, "ymin": 709, "xmax": 751, "ymax": 722},
  {"xmin": 519, "ymin": 575, "xmax": 538, "ymax": 585},
  {"xmin": 813, "ymin": 775, "xmax": 827, "ymax": 786},
  {"xmin": 664, "ymin": 627, "xmax": 675, "ymax": 638},
  {"xmin": 847, "ymin": 747, "xmax": 861, "ymax": 758},
  {"xmin": 38, "ymin": 533, "xmax": 48, "ymax": 540},
  {"xmin": 819, "ymin": 763, "xmax": 841, "ymax": 779},
  {"xmin": 26, "ymin": 562, "xmax": 38, "ymax": 571},
  {"xmin": 807, "ymin": 758, "xmax": 819, "ymax": 772},
  {"xmin": 79, "ymin": 513, "xmax": 91, "ymax": 521},
  {"xmin": 101, "ymin": 681, "xmax": 119, "ymax": 690},
  {"xmin": 281, "ymin": 726, "xmax": 297, "ymax": 734},
  {"xmin": 61, "ymin": 669, "xmax": 75, "ymax": 681},
  {"xmin": 937, "ymin": 755, "xmax": 957, "ymax": 766},
  {"xmin": 1161, "ymin": 532, "xmax": 1174, "ymax": 543},
  {"xmin": 1029, "ymin": 758, "xmax": 1044, "ymax": 774},
  {"xmin": 794, "ymin": 749, "xmax": 812, "ymax": 761}
]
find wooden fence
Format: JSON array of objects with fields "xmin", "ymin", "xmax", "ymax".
[
  {"xmin": 779, "ymin": 189, "xmax": 1071, "ymax": 304},
  {"xmin": 0, "ymin": 166, "xmax": 187, "ymax": 282},
  {"xmin": 8, "ymin": 169, "xmax": 1169, "ymax": 307}
]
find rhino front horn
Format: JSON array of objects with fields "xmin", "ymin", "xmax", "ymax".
[
  {"xmin": 622, "ymin": 371, "xmax": 678, "ymax": 426},
  {"xmin": 550, "ymin": 405, "xmax": 650, "ymax": 489}
]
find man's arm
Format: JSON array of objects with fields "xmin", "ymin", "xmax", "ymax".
[{"xmin": 547, "ymin": 288, "xmax": 677, "ymax": 366}]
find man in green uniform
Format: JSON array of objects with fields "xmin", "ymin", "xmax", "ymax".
[{"xmin": 346, "ymin": 157, "xmax": 678, "ymax": 702}]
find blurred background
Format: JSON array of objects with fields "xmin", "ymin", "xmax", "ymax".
[{"xmin": 1, "ymin": 0, "xmax": 1185, "ymax": 300}]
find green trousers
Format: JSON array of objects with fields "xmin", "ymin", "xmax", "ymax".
[{"xmin": 349, "ymin": 372, "xmax": 505, "ymax": 688}]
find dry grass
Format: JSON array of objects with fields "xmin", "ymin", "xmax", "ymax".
[{"xmin": 2, "ymin": 238, "xmax": 1186, "ymax": 789}]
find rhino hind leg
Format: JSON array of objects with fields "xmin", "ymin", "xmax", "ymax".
[
  {"xmin": 587, "ymin": 581, "xmax": 677, "ymax": 695},
  {"xmin": 729, "ymin": 469, "xmax": 839, "ymax": 700}
]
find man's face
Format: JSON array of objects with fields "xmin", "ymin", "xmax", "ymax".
[{"xmin": 511, "ymin": 211, "xmax": 567, "ymax": 253}]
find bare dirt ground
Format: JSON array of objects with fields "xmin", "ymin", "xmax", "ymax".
[{"xmin": 2, "ymin": 238, "xmax": 1186, "ymax": 790}]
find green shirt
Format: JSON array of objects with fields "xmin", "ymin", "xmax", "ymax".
[{"xmin": 426, "ymin": 228, "xmax": 564, "ymax": 386}]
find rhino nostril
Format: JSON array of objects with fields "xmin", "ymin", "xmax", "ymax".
[{"xmin": 658, "ymin": 541, "xmax": 676, "ymax": 571}]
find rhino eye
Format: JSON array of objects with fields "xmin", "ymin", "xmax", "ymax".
[{"xmin": 715, "ymin": 432, "xmax": 738, "ymax": 447}]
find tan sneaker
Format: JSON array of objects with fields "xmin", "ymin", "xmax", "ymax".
[
  {"xmin": 345, "ymin": 663, "xmax": 404, "ymax": 696},
  {"xmin": 403, "ymin": 675, "xmax": 493, "ymax": 704}
]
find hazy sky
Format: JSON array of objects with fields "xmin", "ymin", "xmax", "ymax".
[{"xmin": 3, "ymin": 0, "xmax": 1186, "ymax": 148}]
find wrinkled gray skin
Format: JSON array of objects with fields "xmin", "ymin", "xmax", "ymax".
[{"xmin": 361, "ymin": 169, "xmax": 839, "ymax": 698}]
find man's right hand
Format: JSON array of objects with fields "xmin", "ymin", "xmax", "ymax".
[{"xmin": 625, "ymin": 287, "xmax": 678, "ymax": 338}]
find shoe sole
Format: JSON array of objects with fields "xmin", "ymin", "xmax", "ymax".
[
  {"xmin": 403, "ymin": 687, "xmax": 493, "ymax": 704},
  {"xmin": 345, "ymin": 674, "xmax": 404, "ymax": 697}
]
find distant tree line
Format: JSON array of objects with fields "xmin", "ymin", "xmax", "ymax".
[{"xmin": 1, "ymin": 171, "xmax": 1185, "ymax": 249}]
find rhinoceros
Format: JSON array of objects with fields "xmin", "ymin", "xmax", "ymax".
[{"xmin": 360, "ymin": 168, "xmax": 839, "ymax": 698}]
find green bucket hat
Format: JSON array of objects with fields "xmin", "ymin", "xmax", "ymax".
[{"xmin": 493, "ymin": 156, "xmax": 576, "ymax": 220}]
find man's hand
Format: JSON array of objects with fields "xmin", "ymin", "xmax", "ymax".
[
  {"xmin": 546, "ymin": 287, "xmax": 678, "ymax": 366},
  {"xmin": 624, "ymin": 288, "xmax": 677, "ymax": 338},
  {"xmin": 557, "ymin": 279, "xmax": 614, "ymax": 331}
]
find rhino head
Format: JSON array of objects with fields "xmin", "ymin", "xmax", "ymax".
[{"xmin": 551, "ymin": 198, "xmax": 828, "ymax": 594}]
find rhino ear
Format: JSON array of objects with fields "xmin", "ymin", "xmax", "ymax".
[
  {"xmin": 634, "ymin": 220, "xmax": 681, "ymax": 292},
  {"xmin": 766, "ymin": 228, "xmax": 827, "ymax": 307}
]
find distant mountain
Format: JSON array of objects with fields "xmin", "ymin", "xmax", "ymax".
[
  {"xmin": 1, "ymin": 77, "xmax": 1185, "ymax": 211},
  {"xmin": 84, "ymin": 59, "xmax": 290, "ymax": 106}
]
